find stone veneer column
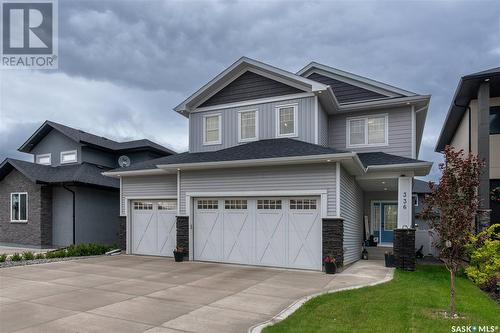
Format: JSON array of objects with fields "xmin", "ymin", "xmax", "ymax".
[
  {"xmin": 117, "ymin": 216, "xmax": 126, "ymax": 250},
  {"xmin": 322, "ymin": 218, "xmax": 343, "ymax": 268},
  {"xmin": 40, "ymin": 185, "xmax": 53, "ymax": 247},
  {"xmin": 176, "ymin": 216, "xmax": 189, "ymax": 259},
  {"xmin": 393, "ymin": 228, "xmax": 416, "ymax": 271}
]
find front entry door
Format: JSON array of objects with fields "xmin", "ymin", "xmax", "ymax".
[{"xmin": 380, "ymin": 203, "xmax": 397, "ymax": 243}]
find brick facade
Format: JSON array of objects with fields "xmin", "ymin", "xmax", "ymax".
[
  {"xmin": 393, "ymin": 228, "xmax": 416, "ymax": 271},
  {"xmin": 0, "ymin": 169, "xmax": 52, "ymax": 246},
  {"xmin": 322, "ymin": 218, "xmax": 344, "ymax": 267}
]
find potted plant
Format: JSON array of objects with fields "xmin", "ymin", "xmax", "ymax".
[
  {"xmin": 173, "ymin": 246, "xmax": 185, "ymax": 262},
  {"xmin": 323, "ymin": 256, "xmax": 337, "ymax": 274}
]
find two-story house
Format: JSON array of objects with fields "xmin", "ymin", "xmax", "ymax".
[
  {"xmin": 104, "ymin": 57, "xmax": 432, "ymax": 270},
  {"xmin": 0, "ymin": 120, "xmax": 175, "ymax": 248},
  {"xmin": 436, "ymin": 67, "xmax": 500, "ymax": 226}
]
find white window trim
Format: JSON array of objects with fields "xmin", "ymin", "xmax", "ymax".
[
  {"xmin": 202, "ymin": 113, "xmax": 222, "ymax": 145},
  {"xmin": 238, "ymin": 109, "xmax": 258, "ymax": 143},
  {"xmin": 35, "ymin": 153, "xmax": 51, "ymax": 165},
  {"xmin": 60, "ymin": 150, "xmax": 78, "ymax": 164},
  {"xmin": 275, "ymin": 103, "xmax": 298, "ymax": 138},
  {"xmin": 346, "ymin": 113, "xmax": 389, "ymax": 148},
  {"xmin": 10, "ymin": 192, "xmax": 28, "ymax": 223}
]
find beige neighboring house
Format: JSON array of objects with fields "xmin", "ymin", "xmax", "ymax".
[{"xmin": 436, "ymin": 67, "xmax": 500, "ymax": 226}]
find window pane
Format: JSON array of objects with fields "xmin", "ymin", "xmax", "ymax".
[
  {"xmin": 368, "ymin": 117, "xmax": 386, "ymax": 144},
  {"xmin": 158, "ymin": 201, "xmax": 176, "ymax": 210},
  {"xmin": 11, "ymin": 194, "xmax": 19, "ymax": 220},
  {"xmin": 240, "ymin": 111, "xmax": 256, "ymax": 139},
  {"xmin": 349, "ymin": 119, "xmax": 365, "ymax": 145},
  {"xmin": 37, "ymin": 155, "xmax": 50, "ymax": 165},
  {"xmin": 19, "ymin": 194, "xmax": 27, "ymax": 220},
  {"xmin": 257, "ymin": 199, "xmax": 282, "ymax": 210},
  {"xmin": 205, "ymin": 116, "xmax": 220, "ymax": 142},
  {"xmin": 197, "ymin": 199, "xmax": 218, "ymax": 209},
  {"xmin": 384, "ymin": 205, "xmax": 397, "ymax": 231},
  {"xmin": 62, "ymin": 152, "xmax": 77, "ymax": 163},
  {"xmin": 279, "ymin": 107, "xmax": 295, "ymax": 135},
  {"xmin": 491, "ymin": 106, "xmax": 500, "ymax": 135}
]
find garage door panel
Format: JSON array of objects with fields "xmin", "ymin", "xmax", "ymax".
[
  {"xmin": 255, "ymin": 210, "xmax": 286, "ymax": 267},
  {"xmin": 288, "ymin": 211, "xmax": 321, "ymax": 270},
  {"xmin": 194, "ymin": 209, "xmax": 222, "ymax": 261},
  {"xmin": 223, "ymin": 210, "xmax": 253, "ymax": 264},
  {"xmin": 157, "ymin": 211, "xmax": 177, "ymax": 256},
  {"xmin": 132, "ymin": 212, "xmax": 156, "ymax": 255}
]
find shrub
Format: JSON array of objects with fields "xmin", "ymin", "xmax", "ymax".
[
  {"xmin": 65, "ymin": 243, "xmax": 112, "ymax": 257},
  {"xmin": 11, "ymin": 253, "xmax": 22, "ymax": 261},
  {"xmin": 35, "ymin": 253, "xmax": 45, "ymax": 260},
  {"xmin": 22, "ymin": 251, "xmax": 35, "ymax": 260},
  {"xmin": 465, "ymin": 224, "xmax": 500, "ymax": 292},
  {"xmin": 0, "ymin": 254, "xmax": 6, "ymax": 262}
]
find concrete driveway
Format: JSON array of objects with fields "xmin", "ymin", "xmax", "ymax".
[{"xmin": 0, "ymin": 255, "xmax": 391, "ymax": 333}]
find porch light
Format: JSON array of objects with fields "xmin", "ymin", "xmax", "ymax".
[
  {"xmin": 326, "ymin": 159, "xmax": 331, "ymax": 162},
  {"xmin": 381, "ymin": 181, "xmax": 386, "ymax": 184},
  {"xmin": 384, "ymin": 187, "xmax": 388, "ymax": 191}
]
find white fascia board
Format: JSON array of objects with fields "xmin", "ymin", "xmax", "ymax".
[
  {"xmin": 185, "ymin": 189, "xmax": 327, "ymax": 197},
  {"xmin": 338, "ymin": 95, "xmax": 431, "ymax": 113},
  {"xmin": 174, "ymin": 57, "xmax": 328, "ymax": 114},
  {"xmin": 297, "ymin": 62, "xmax": 417, "ymax": 97},
  {"xmin": 102, "ymin": 168, "xmax": 169, "ymax": 178},
  {"xmin": 157, "ymin": 152, "xmax": 356, "ymax": 171}
]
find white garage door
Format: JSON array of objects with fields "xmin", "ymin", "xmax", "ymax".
[
  {"xmin": 193, "ymin": 197, "xmax": 321, "ymax": 270},
  {"xmin": 131, "ymin": 200, "xmax": 177, "ymax": 256}
]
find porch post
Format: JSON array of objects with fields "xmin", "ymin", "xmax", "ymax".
[{"xmin": 397, "ymin": 177, "xmax": 412, "ymax": 228}]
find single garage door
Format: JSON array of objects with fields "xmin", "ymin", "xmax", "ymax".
[
  {"xmin": 131, "ymin": 200, "xmax": 177, "ymax": 256},
  {"xmin": 193, "ymin": 197, "xmax": 321, "ymax": 270}
]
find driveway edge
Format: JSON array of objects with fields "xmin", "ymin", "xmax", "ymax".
[{"xmin": 248, "ymin": 267, "xmax": 395, "ymax": 333}]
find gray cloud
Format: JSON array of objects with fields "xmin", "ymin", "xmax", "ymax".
[{"xmin": 1, "ymin": 0, "xmax": 499, "ymax": 181}]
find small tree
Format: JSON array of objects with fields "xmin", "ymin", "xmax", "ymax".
[{"xmin": 422, "ymin": 146, "xmax": 484, "ymax": 317}]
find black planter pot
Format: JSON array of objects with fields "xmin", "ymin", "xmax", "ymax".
[
  {"xmin": 384, "ymin": 253, "xmax": 395, "ymax": 267},
  {"xmin": 324, "ymin": 262, "xmax": 337, "ymax": 274},
  {"xmin": 173, "ymin": 251, "xmax": 184, "ymax": 262}
]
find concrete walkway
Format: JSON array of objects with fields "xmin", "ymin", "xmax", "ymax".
[{"xmin": 0, "ymin": 256, "xmax": 392, "ymax": 333}]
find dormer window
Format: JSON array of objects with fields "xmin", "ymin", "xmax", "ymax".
[
  {"xmin": 276, "ymin": 104, "xmax": 298, "ymax": 137},
  {"xmin": 60, "ymin": 150, "xmax": 78, "ymax": 164},
  {"xmin": 203, "ymin": 114, "xmax": 221, "ymax": 145},
  {"xmin": 238, "ymin": 110, "xmax": 258, "ymax": 142},
  {"xmin": 347, "ymin": 114, "xmax": 388, "ymax": 148},
  {"xmin": 36, "ymin": 153, "xmax": 51, "ymax": 165}
]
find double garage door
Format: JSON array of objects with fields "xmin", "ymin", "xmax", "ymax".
[
  {"xmin": 131, "ymin": 200, "xmax": 177, "ymax": 256},
  {"xmin": 194, "ymin": 197, "xmax": 322, "ymax": 270}
]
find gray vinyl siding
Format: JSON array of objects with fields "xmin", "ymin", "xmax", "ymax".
[
  {"xmin": 329, "ymin": 106, "xmax": 413, "ymax": 157},
  {"xmin": 81, "ymin": 147, "xmax": 116, "ymax": 168},
  {"xmin": 30, "ymin": 129, "xmax": 82, "ymax": 166},
  {"xmin": 199, "ymin": 71, "xmax": 303, "ymax": 108},
  {"xmin": 52, "ymin": 186, "xmax": 74, "ymax": 247},
  {"xmin": 179, "ymin": 164, "xmax": 337, "ymax": 216},
  {"xmin": 189, "ymin": 96, "xmax": 316, "ymax": 153},
  {"xmin": 120, "ymin": 175, "xmax": 177, "ymax": 215},
  {"xmin": 340, "ymin": 165, "xmax": 364, "ymax": 265},
  {"xmin": 318, "ymin": 100, "xmax": 329, "ymax": 146}
]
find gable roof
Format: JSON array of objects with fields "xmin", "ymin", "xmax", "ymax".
[
  {"xmin": 0, "ymin": 158, "xmax": 119, "ymax": 188},
  {"xmin": 174, "ymin": 57, "xmax": 334, "ymax": 116},
  {"xmin": 413, "ymin": 179, "xmax": 432, "ymax": 194},
  {"xmin": 435, "ymin": 66, "xmax": 500, "ymax": 152},
  {"xmin": 297, "ymin": 62, "xmax": 417, "ymax": 99},
  {"xmin": 18, "ymin": 121, "xmax": 176, "ymax": 155}
]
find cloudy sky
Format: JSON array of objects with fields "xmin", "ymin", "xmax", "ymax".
[{"xmin": 1, "ymin": 0, "xmax": 499, "ymax": 180}]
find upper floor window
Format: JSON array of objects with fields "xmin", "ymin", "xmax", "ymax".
[
  {"xmin": 491, "ymin": 106, "xmax": 500, "ymax": 135},
  {"xmin": 60, "ymin": 150, "xmax": 77, "ymax": 164},
  {"xmin": 347, "ymin": 114, "xmax": 388, "ymax": 148},
  {"xmin": 276, "ymin": 104, "xmax": 298, "ymax": 137},
  {"xmin": 36, "ymin": 153, "xmax": 51, "ymax": 165},
  {"xmin": 238, "ymin": 110, "xmax": 258, "ymax": 142},
  {"xmin": 203, "ymin": 114, "xmax": 221, "ymax": 145},
  {"xmin": 11, "ymin": 192, "xmax": 28, "ymax": 222}
]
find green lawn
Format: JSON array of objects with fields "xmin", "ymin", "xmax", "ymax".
[{"xmin": 263, "ymin": 265, "xmax": 499, "ymax": 333}]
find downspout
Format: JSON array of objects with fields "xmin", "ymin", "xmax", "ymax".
[{"xmin": 62, "ymin": 184, "xmax": 76, "ymax": 245}]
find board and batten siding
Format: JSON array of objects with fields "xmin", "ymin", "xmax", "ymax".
[
  {"xmin": 120, "ymin": 175, "xmax": 177, "ymax": 215},
  {"xmin": 189, "ymin": 96, "xmax": 316, "ymax": 153},
  {"xmin": 179, "ymin": 164, "xmax": 337, "ymax": 216},
  {"xmin": 328, "ymin": 106, "xmax": 413, "ymax": 158},
  {"xmin": 318, "ymin": 101, "xmax": 329, "ymax": 146},
  {"xmin": 340, "ymin": 165, "xmax": 364, "ymax": 265}
]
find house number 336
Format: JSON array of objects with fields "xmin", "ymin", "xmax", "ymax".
[{"xmin": 402, "ymin": 192, "xmax": 407, "ymax": 210}]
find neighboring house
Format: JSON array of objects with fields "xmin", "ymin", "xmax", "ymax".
[
  {"xmin": 435, "ymin": 67, "xmax": 500, "ymax": 226},
  {"xmin": 0, "ymin": 121, "xmax": 175, "ymax": 248},
  {"xmin": 104, "ymin": 57, "xmax": 432, "ymax": 270}
]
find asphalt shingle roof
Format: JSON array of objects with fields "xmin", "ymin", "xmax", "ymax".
[
  {"xmin": 413, "ymin": 179, "xmax": 432, "ymax": 194},
  {"xmin": 19, "ymin": 121, "xmax": 175, "ymax": 155},
  {"xmin": 0, "ymin": 158, "xmax": 119, "ymax": 188},
  {"xmin": 356, "ymin": 152, "xmax": 428, "ymax": 168}
]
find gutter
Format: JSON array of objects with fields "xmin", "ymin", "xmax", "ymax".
[
  {"xmin": 339, "ymin": 95, "xmax": 431, "ymax": 112},
  {"xmin": 102, "ymin": 168, "xmax": 168, "ymax": 178},
  {"xmin": 62, "ymin": 184, "xmax": 76, "ymax": 245}
]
